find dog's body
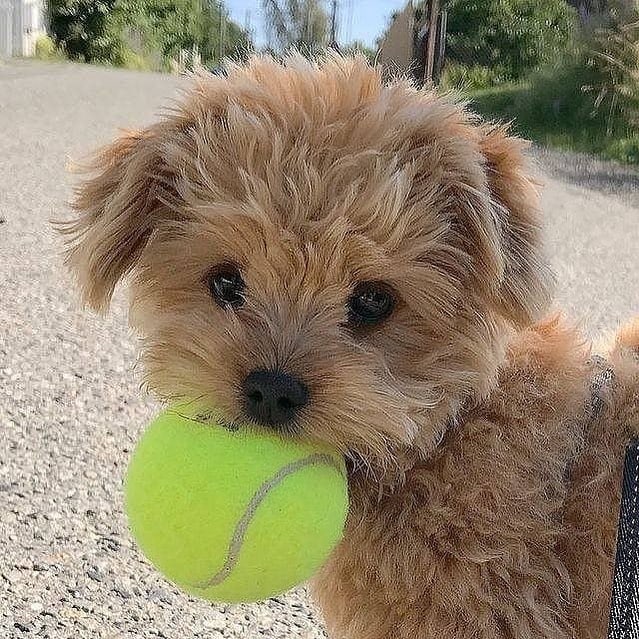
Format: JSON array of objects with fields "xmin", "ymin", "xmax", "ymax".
[
  {"xmin": 316, "ymin": 320, "xmax": 639, "ymax": 639},
  {"xmin": 61, "ymin": 56, "xmax": 639, "ymax": 639}
]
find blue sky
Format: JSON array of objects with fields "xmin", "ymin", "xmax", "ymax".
[{"xmin": 226, "ymin": 0, "xmax": 408, "ymax": 48}]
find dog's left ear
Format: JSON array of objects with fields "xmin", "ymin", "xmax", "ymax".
[
  {"xmin": 479, "ymin": 125, "xmax": 553, "ymax": 326},
  {"xmin": 59, "ymin": 125, "xmax": 177, "ymax": 312}
]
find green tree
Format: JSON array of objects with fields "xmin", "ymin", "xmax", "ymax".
[
  {"xmin": 111, "ymin": 0, "xmax": 205, "ymax": 62},
  {"xmin": 48, "ymin": 0, "xmax": 118, "ymax": 62},
  {"xmin": 48, "ymin": 0, "xmax": 250, "ymax": 68},
  {"xmin": 262, "ymin": 0, "xmax": 328, "ymax": 54},
  {"xmin": 445, "ymin": 0, "xmax": 578, "ymax": 81}
]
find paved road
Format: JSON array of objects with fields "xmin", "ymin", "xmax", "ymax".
[{"xmin": 1, "ymin": 60, "xmax": 637, "ymax": 639}]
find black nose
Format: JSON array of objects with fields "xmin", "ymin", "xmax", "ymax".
[{"xmin": 242, "ymin": 369, "xmax": 309, "ymax": 427}]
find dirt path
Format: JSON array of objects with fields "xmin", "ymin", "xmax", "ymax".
[{"xmin": 534, "ymin": 146, "xmax": 638, "ymax": 338}]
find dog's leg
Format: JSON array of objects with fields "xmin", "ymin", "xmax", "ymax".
[{"xmin": 560, "ymin": 318, "xmax": 639, "ymax": 638}]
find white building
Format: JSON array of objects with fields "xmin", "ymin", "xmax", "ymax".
[{"xmin": 0, "ymin": 0, "xmax": 46, "ymax": 58}]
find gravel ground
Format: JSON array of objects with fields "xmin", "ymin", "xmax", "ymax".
[
  {"xmin": 535, "ymin": 146, "xmax": 639, "ymax": 338},
  {"xmin": 0, "ymin": 60, "xmax": 637, "ymax": 639}
]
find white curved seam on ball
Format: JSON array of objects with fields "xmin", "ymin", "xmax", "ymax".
[{"xmin": 190, "ymin": 453, "xmax": 344, "ymax": 590}]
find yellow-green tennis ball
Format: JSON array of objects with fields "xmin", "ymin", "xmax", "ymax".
[{"xmin": 125, "ymin": 405, "xmax": 348, "ymax": 603}]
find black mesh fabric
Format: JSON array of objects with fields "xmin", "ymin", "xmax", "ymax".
[{"xmin": 608, "ymin": 438, "xmax": 639, "ymax": 639}]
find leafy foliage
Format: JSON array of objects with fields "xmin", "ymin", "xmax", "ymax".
[
  {"xmin": 584, "ymin": 4, "xmax": 639, "ymax": 134},
  {"xmin": 445, "ymin": 0, "xmax": 578, "ymax": 81},
  {"xmin": 441, "ymin": 61, "xmax": 509, "ymax": 90},
  {"xmin": 465, "ymin": 1, "xmax": 639, "ymax": 165},
  {"xmin": 48, "ymin": 0, "xmax": 118, "ymax": 62},
  {"xmin": 48, "ymin": 0, "xmax": 249, "ymax": 68},
  {"xmin": 34, "ymin": 35, "xmax": 63, "ymax": 61}
]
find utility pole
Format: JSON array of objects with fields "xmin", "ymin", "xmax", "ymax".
[
  {"xmin": 424, "ymin": 0, "xmax": 440, "ymax": 85},
  {"xmin": 329, "ymin": 0, "xmax": 339, "ymax": 49},
  {"xmin": 434, "ymin": 6, "xmax": 447, "ymax": 84}
]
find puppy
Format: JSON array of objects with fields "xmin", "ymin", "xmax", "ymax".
[{"xmin": 61, "ymin": 55, "xmax": 639, "ymax": 639}]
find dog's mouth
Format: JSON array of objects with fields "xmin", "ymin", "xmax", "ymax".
[
  {"xmin": 191, "ymin": 407, "xmax": 304, "ymax": 438},
  {"xmin": 188, "ymin": 404, "xmax": 359, "ymax": 476},
  {"xmin": 170, "ymin": 405, "xmax": 241, "ymax": 432},
  {"xmin": 193, "ymin": 410, "xmax": 242, "ymax": 432}
]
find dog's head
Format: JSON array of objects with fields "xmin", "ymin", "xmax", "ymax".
[{"xmin": 61, "ymin": 55, "xmax": 551, "ymax": 470}]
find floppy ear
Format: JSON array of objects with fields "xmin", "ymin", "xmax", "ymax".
[
  {"xmin": 59, "ymin": 127, "xmax": 175, "ymax": 312},
  {"xmin": 480, "ymin": 125, "xmax": 553, "ymax": 326}
]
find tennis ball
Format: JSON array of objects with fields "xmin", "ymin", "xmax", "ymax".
[{"xmin": 125, "ymin": 404, "xmax": 348, "ymax": 603}]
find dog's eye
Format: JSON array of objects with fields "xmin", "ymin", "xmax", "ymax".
[
  {"xmin": 206, "ymin": 264, "xmax": 245, "ymax": 308},
  {"xmin": 347, "ymin": 282, "xmax": 395, "ymax": 326}
]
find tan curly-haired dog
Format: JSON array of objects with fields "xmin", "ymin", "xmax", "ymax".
[{"xmin": 61, "ymin": 55, "xmax": 639, "ymax": 639}]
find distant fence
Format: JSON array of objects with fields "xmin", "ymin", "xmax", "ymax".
[
  {"xmin": 0, "ymin": 0, "xmax": 12, "ymax": 57},
  {"xmin": 0, "ymin": 0, "xmax": 45, "ymax": 58}
]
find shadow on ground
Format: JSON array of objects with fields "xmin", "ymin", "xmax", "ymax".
[{"xmin": 532, "ymin": 145, "xmax": 639, "ymax": 206}]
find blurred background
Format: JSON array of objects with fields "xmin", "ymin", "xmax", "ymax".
[{"xmin": 0, "ymin": 0, "xmax": 637, "ymax": 164}]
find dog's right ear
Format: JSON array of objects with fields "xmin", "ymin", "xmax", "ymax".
[
  {"xmin": 59, "ymin": 126, "xmax": 174, "ymax": 312},
  {"xmin": 478, "ymin": 125, "xmax": 553, "ymax": 327}
]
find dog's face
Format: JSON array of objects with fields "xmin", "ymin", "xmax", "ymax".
[{"xmin": 62, "ymin": 56, "xmax": 551, "ymax": 468}]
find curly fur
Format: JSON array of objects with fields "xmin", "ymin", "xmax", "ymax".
[{"xmin": 59, "ymin": 54, "xmax": 639, "ymax": 639}]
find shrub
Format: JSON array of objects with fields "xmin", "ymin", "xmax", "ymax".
[
  {"xmin": 343, "ymin": 41, "xmax": 376, "ymax": 64},
  {"xmin": 445, "ymin": 0, "xmax": 578, "ymax": 82},
  {"xmin": 607, "ymin": 137, "xmax": 639, "ymax": 164},
  {"xmin": 441, "ymin": 62, "xmax": 509, "ymax": 91},
  {"xmin": 509, "ymin": 6, "xmax": 639, "ymax": 142},
  {"xmin": 468, "ymin": 49, "xmax": 639, "ymax": 164},
  {"xmin": 464, "ymin": 1, "xmax": 639, "ymax": 164},
  {"xmin": 48, "ymin": 0, "xmax": 118, "ymax": 63},
  {"xmin": 48, "ymin": 0, "xmax": 250, "ymax": 69},
  {"xmin": 583, "ymin": 7, "xmax": 639, "ymax": 135},
  {"xmin": 34, "ymin": 35, "xmax": 62, "ymax": 61},
  {"xmin": 108, "ymin": 0, "xmax": 250, "ymax": 67},
  {"xmin": 118, "ymin": 48, "xmax": 152, "ymax": 71}
]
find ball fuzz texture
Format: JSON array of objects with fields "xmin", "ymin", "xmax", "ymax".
[{"xmin": 125, "ymin": 405, "xmax": 349, "ymax": 603}]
